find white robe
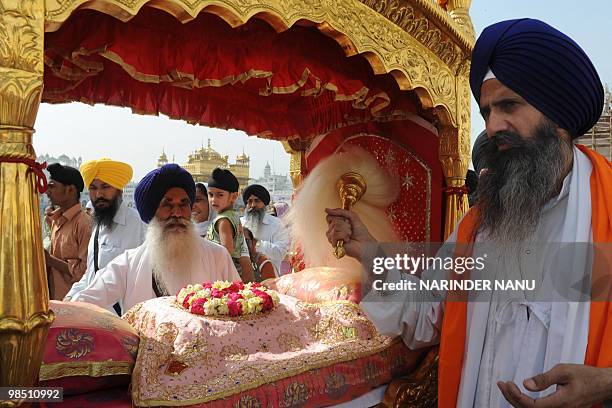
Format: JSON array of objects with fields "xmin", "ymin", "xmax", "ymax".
[
  {"xmin": 71, "ymin": 238, "xmax": 240, "ymax": 313},
  {"xmin": 241, "ymin": 213, "xmax": 290, "ymax": 274},
  {"xmin": 361, "ymin": 146, "xmax": 594, "ymax": 408},
  {"xmin": 65, "ymin": 201, "xmax": 146, "ymax": 301}
]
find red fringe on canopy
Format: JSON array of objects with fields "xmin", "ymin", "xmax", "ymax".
[{"xmin": 43, "ymin": 8, "xmax": 418, "ymax": 140}]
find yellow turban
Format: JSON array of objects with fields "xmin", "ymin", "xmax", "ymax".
[{"xmin": 80, "ymin": 158, "xmax": 133, "ymax": 190}]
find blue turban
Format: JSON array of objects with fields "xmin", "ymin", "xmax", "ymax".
[
  {"xmin": 470, "ymin": 18, "xmax": 603, "ymax": 137},
  {"xmin": 134, "ymin": 164, "xmax": 195, "ymax": 223}
]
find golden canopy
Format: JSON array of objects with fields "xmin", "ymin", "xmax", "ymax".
[{"xmin": 0, "ymin": 0, "xmax": 474, "ymax": 404}]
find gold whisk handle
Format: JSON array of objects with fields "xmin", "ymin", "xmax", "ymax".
[
  {"xmin": 333, "ymin": 239, "xmax": 346, "ymax": 259},
  {"xmin": 331, "ymin": 172, "xmax": 367, "ymax": 260}
]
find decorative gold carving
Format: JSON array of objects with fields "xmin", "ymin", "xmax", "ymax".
[
  {"xmin": 439, "ymin": 61, "xmax": 471, "ymax": 238},
  {"xmin": 0, "ymin": 0, "xmax": 49, "ymax": 394},
  {"xmin": 360, "ymin": 0, "xmax": 466, "ymax": 69},
  {"xmin": 281, "ymin": 139, "xmax": 306, "ymax": 188},
  {"xmin": 447, "ymin": 0, "xmax": 475, "ymax": 42},
  {"xmin": 382, "ymin": 346, "xmax": 438, "ymax": 408},
  {"xmin": 43, "ymin": 0, "xmax": 471, "ymax": 127},
  {"xmin": 0, "ymin": 0, "xmax": 45, "ymax": 74}
]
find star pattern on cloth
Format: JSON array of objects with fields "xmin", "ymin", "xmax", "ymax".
[
  {"xmin": 384, "ymin": 152, "xmax": 397, "ymax": 168},
  {"xmin": 403, "ymin": 174, "xmax": 414, "ymax": 189},
  {"xmin": 344, "ymin": 137, "xmax": 430, "ymax": 242}
]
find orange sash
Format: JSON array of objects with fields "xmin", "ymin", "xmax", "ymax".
[{"xmin": 438, "ymin": 145, "xmax": 612, "ymax": 407}]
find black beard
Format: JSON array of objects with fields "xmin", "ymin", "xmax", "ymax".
[
  {"xmin": 93, "ymin": 196, "xmax": 120, "ymax": 230},
  {"xmin": 475, "ymin": 120, "xmax": 573, "ymax": 242}
]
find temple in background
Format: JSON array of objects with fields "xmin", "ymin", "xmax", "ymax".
[
  {"xmin": 158, "ymin": 140, "xmax": 250, "ymax": 191},
  {"xmin": 579, "ymin": 85, "xmax": 612, "ymax": 160},
  {"xmin": 250, "ymin": 161, "xmax": 293, "ymax": 203}
]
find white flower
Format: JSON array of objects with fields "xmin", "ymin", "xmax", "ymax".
[{"xmin": 212, "ymin": 280, "xmax": 232, "ymax": 290}]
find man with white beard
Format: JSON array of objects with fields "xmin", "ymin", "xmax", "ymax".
[
  {"xmin": 71, "ymin": 164, "xmax": 240, "ymax": 313},
  {"xmin": 326, "ymin": 19, "xmax": 612, "ymax": 408},
  {"xmin": 241, "ymin": 184, "xmax": 290, "ymax": 275}
]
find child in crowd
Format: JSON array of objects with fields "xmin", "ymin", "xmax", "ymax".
[{"xmin": 206, "ymin": 168, "xmax": 254, "ymax": 281}]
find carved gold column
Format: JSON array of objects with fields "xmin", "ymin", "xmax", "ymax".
[
  {"xmin": 439, "ymin": 60, "xmax": 472, "ymax": 239},
  {"xmin": 0, "ymin": 0, "xmax": 54, "ymax": 402},
  {"xmin": 446, "ymin": 0, "xmax": 475, "ymax": 42},
  {"xmin": 281, "ymin": 139, "xmax": 307, "ymax": 189},
  {"xmin": 439, "ymin": 125, "xmax": 468, "ymax": 239}
]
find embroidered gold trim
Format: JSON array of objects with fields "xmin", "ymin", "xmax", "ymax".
[
  {"xmin": 39, "ymin": 361, "xmax": 134, "ymax": 380},
  {"xmin": 130, "ymin": 298, "xmax": 402, "ymax": 406},
  {"xmin": 133, "ymin": 338, "xmax": 403, "ymax": 406}
]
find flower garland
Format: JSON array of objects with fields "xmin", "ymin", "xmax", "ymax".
[{"xmin": 176, "ymin": 281, "xmax": 280, "ymax": 317}]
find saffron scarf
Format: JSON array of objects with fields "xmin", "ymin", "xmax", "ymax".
[{"xmin": 438, "ymin": 145, "xmax": 612, "ymax": 407}]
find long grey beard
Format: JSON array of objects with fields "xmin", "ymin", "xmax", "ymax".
[
  {"xmin": 244, "ymin": 207, "xmax": 265, "ymax": 236},
  {"xmin": 147, "ymin": 217, "xmax": 201, "ymax": 295},
  {"xmin": 476, "ymin": 121, "xmax": 573, "ymax": 243}
]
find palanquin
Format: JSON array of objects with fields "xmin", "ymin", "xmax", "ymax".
[{"xmin": 0, "ymin": 0, "xmax": 474, "ymax": 406}]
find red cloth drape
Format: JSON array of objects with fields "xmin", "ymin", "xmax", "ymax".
[{"xmin": 43, "ymin": 8, "xmax": 417, "ymax": 140}]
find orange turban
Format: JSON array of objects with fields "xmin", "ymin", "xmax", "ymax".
[{"xmin": 80, "ymin": 158, "xmax": 133, "ymax": 190}]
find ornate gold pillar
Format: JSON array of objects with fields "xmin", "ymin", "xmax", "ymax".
[
  {"xmin": 439, "ymin": 59, "xmax": 472, "ymax": 239},
  {"xmin": 446, "ymin": 0, "xmax": 475, "ymax": 43},
  {"xmin": 281, "ymin": 139, "xmax": 307, "ymax": 189},
  {"xmin": 439, "ymin": 125, "xmax": 469, "ymax": 239},
  {"xmin": 0, "ymin": 0, "xmax": 54, "ymax": 400}
]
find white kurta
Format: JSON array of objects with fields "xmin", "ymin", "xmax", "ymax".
[
  {"xmin": 361, "ymin": 146, "xmax": 594, "ymax": 408},
  {"xmin": 71, "ymin": 238, "xmax": 240, "ymax": 313},
  {"xmin": 66, "ymin": 201, "xmax": 146, "ymax": 301},
  {"xmin": 241, "ymin": 213, "xmax": 290, "ymax": 274}
]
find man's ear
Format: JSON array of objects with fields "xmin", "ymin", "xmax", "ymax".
[
  {"xmin": 68, "ymin": 185, "xmax": 79, "ymax": 201},
  {"xmin": 230, "ymin": 192, "xmax": 239, "ymax": 202},
  {"xmin": 557, "ymin": 127, "xmax": 574, "ymax": 145}
]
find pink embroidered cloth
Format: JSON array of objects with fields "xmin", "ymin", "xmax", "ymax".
[{"xmin": 123, "ymin": 295, "xmax": 394, "ymax": 406}]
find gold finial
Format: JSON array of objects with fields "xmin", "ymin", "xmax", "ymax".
[{"xmin": 333, "ymin": 172, "xmax": 367, "ymax": 259}]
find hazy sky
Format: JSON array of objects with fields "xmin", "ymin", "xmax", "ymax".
[{"xmin": 33, "ymin": 0, "xmax": 611, "ymax": 180}]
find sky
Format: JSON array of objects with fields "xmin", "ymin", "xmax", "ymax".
[{"xmin": 33, "ymin": 0, "xmax": 611, "ymax": 180}]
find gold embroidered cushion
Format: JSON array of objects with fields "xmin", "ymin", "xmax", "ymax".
[
  {"xmin": 263, "ymin": 267, "xmax": 362, "ymax": 303},
  {"xmin": 123, "ymin": 295, "xmax": 394, "ymax": 406},
  {"xmin": 38, "ymin": 301, "xmax": 139, "ymax": 395}
]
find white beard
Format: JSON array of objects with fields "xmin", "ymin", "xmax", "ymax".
[
  {"xmin": 244, "ymin": 208, "xmax": 265, "ymax": 238},
  {"xmin": 147, "ymin": 217, "xmax": 202, "ymax": 296}
]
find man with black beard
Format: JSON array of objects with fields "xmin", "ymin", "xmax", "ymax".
[
  {"xmin": 241, "ymin": 184, "xmax": 290, "ymax": 275},
  {"xmin": 326, "ymin": 19, "xmax": 612, "ymax": 408},
  {"xmin": 72, "ymin": 164, "xmax": 239, "ymax": 313},
  {"xmin": 65, "ymin": 159, "xmax": 146, "ymax": 310}
]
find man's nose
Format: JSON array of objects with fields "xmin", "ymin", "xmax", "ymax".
[
  {"xmin": 485, "ymin": 112, "xmax": 510, "ymax": 138},
  {"xmin": 170, "ymin": 205, "xmax": 183, "ymax": 217}
]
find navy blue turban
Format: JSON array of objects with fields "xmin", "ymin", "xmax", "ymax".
[
  {"xmin": 470, "ymin": 18, "xmax": 603, "ymax": 137},
  {"xmin": 134, "ymin": 164, "xmax": 195, "ymax": 223}
]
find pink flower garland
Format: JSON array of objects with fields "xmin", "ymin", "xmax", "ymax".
[{"xmin": 176, "ymin": 281, "xmax": 280, "ymax": 317}]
